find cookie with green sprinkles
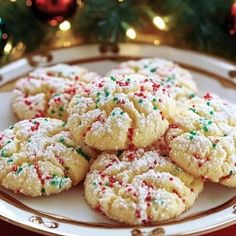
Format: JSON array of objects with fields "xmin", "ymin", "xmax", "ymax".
[
  {"xmin": 165, "ymin": 93, "xmax": 236, "ymax": 187},
  {"xmin": 85, "ymin": 148, "xmax": 203, "ymax": 225},
  {"xmin": 107, "ymin": 58, "xmax": 197, "ymax": 100},
  {"xmin": 0, "ymin": 118, "xmax": 94, "ymax": 197},
  {"xmin": 12, "ymin": 63, "xmax": 100, "ymax": 121},
  {"xmin": 68, "ymin": 73, "xmax": 176, "ymax": 151}
]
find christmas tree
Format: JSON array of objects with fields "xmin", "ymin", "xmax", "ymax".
[{"xmin": 0, "ymin": 0, "xmax": 235, "ymax": 65}]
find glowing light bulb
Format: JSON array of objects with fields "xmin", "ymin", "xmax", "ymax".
[
  {"xmin": 154, "ymin": 39, "xmax": 160, "ymax": 45},
  {"xmin": 4, "ymin": 42, "xmax": 12, "ymax": 54},
  {"xmin": 153, "ymin": 16, "xmax": 167, "ymax": 30},
  {"xmin": 59, "ymin": 21, "xmax": 71, "ymax": 31},
  {"xmin": 126, "ymin": 28, "xmax": 136, "ymax": 39}
]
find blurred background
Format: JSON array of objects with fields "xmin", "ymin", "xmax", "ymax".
[{"xmin": 0, "ymin": 0, "xmax": 236, "ymax": 66}]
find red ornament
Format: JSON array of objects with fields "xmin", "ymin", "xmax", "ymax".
[
  {"xmin": 27, "ymin": 0, "xmax": 78, "ymax": 26},
  {"xmin": 228, "ymin": 2, "xmax": 236, "ymax": 37}
]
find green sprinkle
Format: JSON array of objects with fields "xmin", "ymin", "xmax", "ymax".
[
  {"xmin": 59, "ymin": 137, "xmax": 65, "ymax": 143},
  {"xmin": 208, "ymin": 120, "xmax": 213, "ymax": 125},
  {"xmin": 153, "ymin": 106, "xmax": 158, "ymax": 110},
  {"xmin": 7, "ymin": 159, "xmax": 13, "ymax": 163},
  {"xmin": 209, "ymin": 111, "xmax": 214, "ymax": 115},
  {"xmin": 1, "ymin": 150, "xmax": 8, "ymax": 157},
  {"xmin": 59, "ymin": 107, "xmax": 64, "ymax": 112},
  {"xmin": 150, "ymin": 68, "xmax": 156, "ymax": 73},
  {"xmin": 41, "ymin": 188, "xmax": 46, "ymax": 194},
  {"xmin": 203, "ymin": 126, "xmax": 208, "ymax": 132},
  {"xmin": 127, "ymin": 78, "xmax": 131, "ymax": 82},
  {"xmin": 190, "ymin": 131, "xmax": 197, "ymax": 135},
  {"xmin": 44, "ymin": 118, "xmax": 48, "ymax": 122},
  {"xmin": 112, "ymin": 112, "xmax": 116, "ymax": 116},
  {"xmin": 224, "ymin": 134, "xmax": 228, "ymax": 137},
  {"xmin": 96, "ymin": 92, "xmax": 101, "ymax": 97},
  {"xmin": 7, "ymin": 140, "xmax": 11, "ymax": 144},
  {"xmin": 92, "ymin": 182, "xmax": 97, "ymax": 186},
  {"xmin": 152, "ymin": 98, "xmax": 157, "ymax": 102},
  {"xmin": 76, "ymin": 148, "xmax": 91, "ymax": 161},
  {"xmin": 16, "ymin": 167, "xmax": 23, "ymax": 175},
  {"xmin": 28, "ymin": 139, "xmax": 31, "ymax": 143},
  {"xmin": 189, "ymin": 93, "xmax": 195, "ymax": 98},
  {"xmin": 120, "ymin": 111, "xmax": 124, "ymax": 115},
  {"xmin": 110, "ymin": 76, "xmax": 116, "ymax": 81},
  {"xmin": 52, "ymin": 93, "xmax": 60, "ymax": 98},
  {"xmin": 230, "ymin": 170, "xmax": 234, "ymax": 175},
  {"xmin": 62, "ymin": 122, "xmax": 67, "ymax": 127},
  {"xmin": 59, "ymin": 137, "xmax": 74, "ymax": 149},
  {"xmin": 153, "ymin": 198, "xmax": 165, "ymax": 206},
  {"xmin": 189, "ymin": 136, "xmax": 194, "ymax": 140},
  {"xmin": 206, "ymin": 102, "xmax": 211, "ymax": 106},
  {"xmin": 113, "ymin": 97, "xmax": 118, "ymax": 102},
  {"xmin": 189, "ymin": 131, "xmax": 197, "ymax": 140},
  {"xmin": 189, "ymin": 108, "xmax": 197, "ymax": 113},
  {"xmin": 104, "ymin": 88, "xmax": 110, "ymax": 97},
  {"xmin": 51, "ymin": 109, "xmax": 56, "ymax": 114},
  {"xmin": 166, "ymin": 75, "xmax": 175, "ymax": 82},
  {"xmin": 50, "ymin": 176, "xmax": 66, "ymax": 189},
  {"xmin": 105, "ymin": 182, "xmax": 110, "ymax": 187},
  {"xmin": 139, "ymin": 99, "xmax": 143, "ymax": 104},
  {"xmin": 212, "ymin": 143, "xmax": 217, "ymax": 148},
  {"xmin": 9, "ymin": 125, "xmax": 14, "ymax": 130}
]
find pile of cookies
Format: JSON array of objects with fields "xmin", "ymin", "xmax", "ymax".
[{"xmin": 1, "ymin": 59, "xmax": 235, "ymax": 225}]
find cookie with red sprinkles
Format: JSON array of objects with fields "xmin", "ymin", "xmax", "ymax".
[
  {"xmin": 68, "ymin": 73, "xmax": 176, "ymax": 151},
  {"xmin": 166, "ymin": 93, "xmax": 236, "ymax": 187},
  {"xmin": 107, "ymin": 58, "xmax": 197, "ymax": 100},
  {"xmin": 12, "ymin": 64, "xmax": 100, "ymax": 121},
  {"xmin": 85, "ymin": 149, "xmax": 203, "ymax": 225},
  {"xmin": 0, "ymin": 118, "xmax": 93, "ymax": 196}
]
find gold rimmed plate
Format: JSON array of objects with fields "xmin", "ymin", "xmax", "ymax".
[{"xmin": 0, "ymin": 43, "xmax": 236, "ymax": 236}]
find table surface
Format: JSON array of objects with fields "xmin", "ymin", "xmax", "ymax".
[{"xmin": 0, "ymin": 219, "xmax": 235, "ymax": 236}]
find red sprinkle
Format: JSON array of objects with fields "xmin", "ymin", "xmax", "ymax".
[
  {"xmin": 169, "ymin": 123, "xmax": 180, "ymax": 129},
  {"xmin": 203, "ymin": 93, "xmax": 212, "ymax": 100},
  {"xmin": 95, "ymin": 204, "xmax": 104, "ymax": 215},
  {"xmin": 65, "ymin": 87, "xmax": 76, "ymax": 95},
  {"xmin": 128, "ymin": 128, "xmax": 134, "ymax": 142},
  {"xmin": 24, "ymin": 99, "xmax": 32, "ymax": 106},
  {"xmin": 135, "ymin": 209, "xmax": 141, "ymax": 218},
  {"xmin": 127, "ymin": 152, "xmax": 136, "ymax": 161},
  {"xmin": 152, "ymin": 83, "xmax": 161, "ymax": 92},
  {"xmin": 54, "ymin": 97, "xmax": 61, "ymax": 104},
  {"xmin": 34, "ymin": 163, "xmax": 45, "ymax": 185},
  {"xmin": 98, "ymin": 82, "xmax": 103, "ymax": 88},
  {"xmin": 145, "ymin": 195, "xmax": 152, "ymax": 201},
  {"xmin": 56, "ymin": 155, "xmax": 64, "ymax": 165},
  {"xmin": 198, "ymin": 163, "xmax": 203, "ymax": 168},
  {"xmin": 109, "ymin": 176, "xmax": 116, "ymax": 183},
  {"xmin": 34, "ymin": 110, "xmax": 45, "ymax": 118},
  {"xmin": 31, "ymin": 121, "xmax": 40, "ymax": 132},
  {"xmin": 12, "ymin": 165, "xmax": 17, "ymax": 172}
]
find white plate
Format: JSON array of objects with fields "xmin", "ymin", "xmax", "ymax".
[{"xmin": 0, "ymin": 43, "xmax": 236, "ymax": 236}]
